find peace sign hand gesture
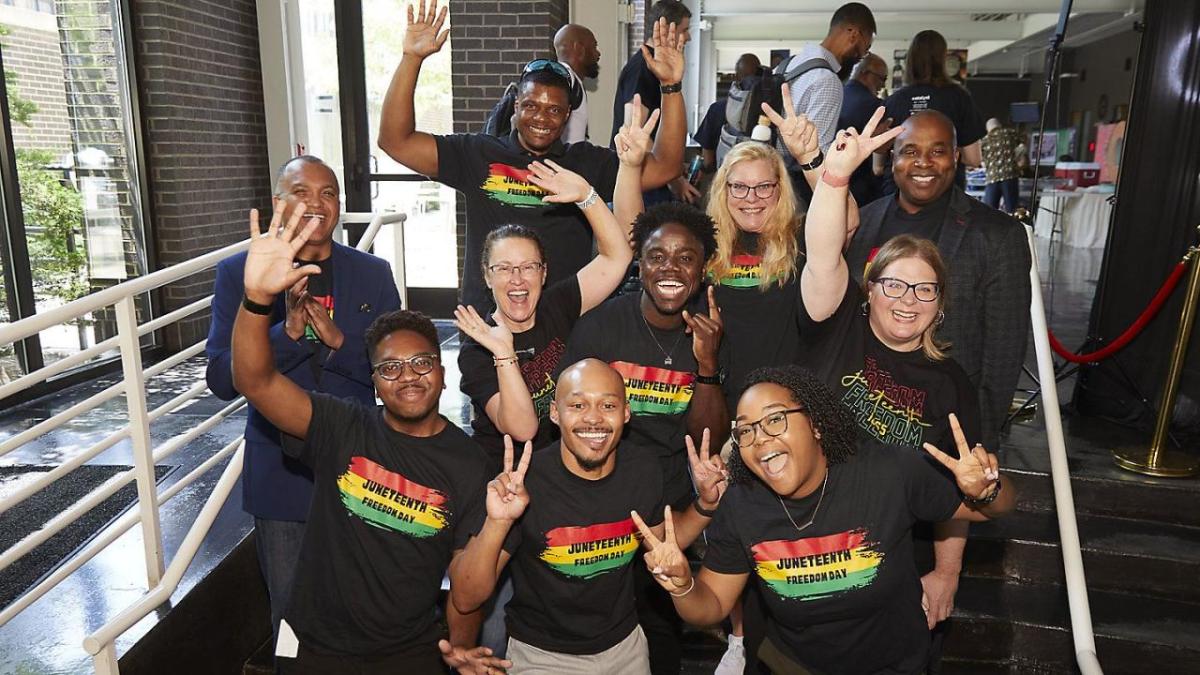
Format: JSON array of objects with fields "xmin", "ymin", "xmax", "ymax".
[
  {"xmin": 243, "ymin": 207, "xmax": 322, "ymax": 304},
  {"xmin": 403, "ymin": 0, "xmax": 450, "ymax": 59},
  {"xmin": 632, "ymin": 506, "xmax": 692, "ymax": 593},
  {"xmin": 760, "ymin": 82, "xmax": 820, "ymax": 165},
  {"xmin": 923, "ymin": 413, "xmax": 1001, "ymax": 501},
  {"xmin": 683, "ymin": 285, "xmax": 723, "ymax": 375},
  {"xmin": 453, "ymin": 304, "xmax": 514, "ymax": 359},
  {"xmin": 687, "ymin": 428, "xmax": 728, "ymax": 511},
  {"xmin": 487, "ymin": 436, "xmax": 533, "ymax": 522},
  {"xmin": 643, "ymin": 17, "xmax": 685, "ymax": 85},
  {"xmin": 614, "ymin": 95, "xmax": 661, "ymax": 167},
  {"xmin": 823, "ymin": 106, "xmax": 905, "ymax": 181}
]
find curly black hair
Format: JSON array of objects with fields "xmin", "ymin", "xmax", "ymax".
[
  {"xmin": 728, "ymin": 365, "xmax": 858, "ymax": 486},
  {"xmin": 364, "ymin": 310, "xmax": 440, "ymax": 362},
  {"xmin": 630, "ymin": 202, "xmax": 719, "ymax": 263}
]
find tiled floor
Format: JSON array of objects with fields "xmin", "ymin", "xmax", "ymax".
[{"xmin": 0, "ymin": 232, "xmax": 1187, "ymax": 674}]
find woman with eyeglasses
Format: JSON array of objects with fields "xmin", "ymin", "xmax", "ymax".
[
  {"xmin": 632, "ymin": 364, "xmax": 1014, "ymax": 674},
  {"xmin": 455, "ymin": 104, "xmax": 660, "ymax": 469}
]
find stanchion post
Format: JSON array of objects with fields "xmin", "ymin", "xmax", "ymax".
[{"xmin": 1113, "ymin": 227, "xmax": 1200, "ymax": 477}]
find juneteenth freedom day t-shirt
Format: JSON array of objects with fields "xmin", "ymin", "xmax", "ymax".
[
  {"xmin": 283, "ymin": 394, "xmax": 489, "ymax": 656},
  {"xmin": 434, "ymin": 131, "xmax": 620, "ymax": 313},
  {"xmin": 500, "ymin": 445, "xmax": 665, "ymax": 655},
  {"xmin": 459, "ymin": 276, "xmax": 582, "ymax": 470},
  {"xmin": 704, "ymin": 443, "xmax": 962, "ymax": 674}
]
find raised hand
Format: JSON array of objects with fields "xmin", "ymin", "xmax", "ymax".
[
  {"xmin": 437, "ymin": 639, "xmax": 513, "ymax": 675},
  {"xmin": 303, "ymin": 298, "xmax": 344, "ymax": 350},
  {"xmin": 403, "ymin": 0, "xmax": 450, "ymax": 58},
  {"xmin": 683, "ymin": 285, "xmax": 723, "ymax": 373},
  {"xmin": 526, "ymin": 159, "xmax": 592, "ymax": 204},
  {"xmin": 686, "ymin": 428, "xmax": 728, "ymax": 510},
  {"xmin": 243, "ymin": 207, "xmax": 322, "ymax": 304},
  {"xmin": 454, "ymin": 304, "xmax": 515, "ymax": 358},
  {"xmin": 923, "ymin": 413, "xmax": 1001, "ymax": 501},
  {"xmin": 642, "ymin": 17, "xmax": 685, "ymax": 85},
  {"xmin": 486, "ymin": 436, "xmax": 533, "ymax": 522},
  {"xmin": 823, "ymin": 106, "xmax": 905, "ymax": 180},
  {"xmin": 760, "ymin": 82, "xmax": 819, "ymax": 164},
  {"xmin": 632, "ymin": 507, "xmax": 691, "ymax": 593},
  {"xmin": 614, "ymin": 95, "xmax": 661, "ymax": 167}
]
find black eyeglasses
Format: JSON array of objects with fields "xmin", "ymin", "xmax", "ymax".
[
  {"xmin": 523, "ymin": 59, "xmax": 571, "ymax": 80},
  {"xmin": 372, "ymin": 354, "xmax": 439, "ymax": 380},
  {"xmin": 731, "ymin": 407, "xmax": 806, "ymax": 449},
  {"xmin": 726, "ymin": 181, "xmax": 778, "ymax": 199},
  {"xmin": 873, "ymin": 277, "xmax": 940, "ymax": 302}
]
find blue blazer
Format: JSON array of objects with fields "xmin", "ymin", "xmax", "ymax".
[{"xmin": 205, "ymin": 242, "xmax": 402, "ymax": 521}]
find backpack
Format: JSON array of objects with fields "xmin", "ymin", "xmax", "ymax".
[
  {"xmin": 483, "ymin": 81, "xmax": 520, "ymax": 138},
  {"xmin": 716, "ymin": 56, "xmax": 835, "ymax": 167}
]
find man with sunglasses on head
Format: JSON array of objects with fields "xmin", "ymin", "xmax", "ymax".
[
  {"xmin": 379, "ymin": 0, "xmax": 687, "ymax": 315},
  {"xmin": 232, "ymin": 206, "xmax": 509, "ymax": 674}
]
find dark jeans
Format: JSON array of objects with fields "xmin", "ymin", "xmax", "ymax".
[
  {"xmin": 983, "ymin": 178, "xmax": 1019, "ymax": 213},
  {"xmin": 255, "ymin": 517, "xmax": 307, "ymax": 653},
  {"xmin": 634, "ymin": 561, "xmax": 684, "ymax": 674},
  {"xmin": 277, "ymin": 640, "xmax": 444, "ymax": 674}
]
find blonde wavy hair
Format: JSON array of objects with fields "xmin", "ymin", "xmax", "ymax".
[
  {"xmin": 705, "ymin": 142, "xmax": 802, "ymax": 289},
  {"xmin": 865, "ymin": 234, "xmax": 950, "ymax": 361}
]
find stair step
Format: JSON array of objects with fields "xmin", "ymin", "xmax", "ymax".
[
  {"xmin": 964, "ymin": 509, "xmax": 1200, "ymax": 603},
  {"xmin": 1002, "ymin": 466, "xmax": 1200, "ymax": 529},
  {"xmin": 944, "ymin": 576, "xmax": 1200, "ymax": 672}
]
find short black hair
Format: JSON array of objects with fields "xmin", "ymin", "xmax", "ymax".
[
  {"xmin": 481, "ymin": 224, "xmax": 547, "ymax": 276},
  {"xmin": 364, "ymin": 310, "xmax": 440, "ymax": 362},
  {"xmin": 630, "ymin": 202, "xmax": 718, "ymax": 263},
  {"xmin": 830, "ymin": 2, "xmax": 876, "ymax": 35},
  {"xmin": 646, "ymin": 0, "xmax": 692, "ymax": 35},
  {"xmin": 518, "ymin": 69, "xmax": 571, "ymax": 101},
  {"xmin": 727, "ymin": 365, "xmax": 858, "ymax": 486},
  {"xmin": 274, "ymin": 154, "xmax": 338, "ymax": 196}
]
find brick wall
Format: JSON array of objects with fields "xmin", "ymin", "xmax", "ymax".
[
  {"xmin": 131, "ymin": 0, "xmax": 271, "ymax": 348},
  {"xmin": 447, "ymin": 0, "xmax": 568, "ymax": 283},
  {"xmin": 2, "ymin": 21, "xmax": 71, "ymax": 155}
]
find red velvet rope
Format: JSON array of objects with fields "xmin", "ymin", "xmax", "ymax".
[{"xmin": 1048, "ymin": 261, "xmax": 1189, "ymax": 364}]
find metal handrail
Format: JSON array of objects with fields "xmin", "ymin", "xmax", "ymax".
[
  {"xmin": 1024, "ymin": 225, "xmax": 1103, "ymax": 674},
  {"xmin": 0, "ymin": 210, "xmax": 404, "ymax": 674}
]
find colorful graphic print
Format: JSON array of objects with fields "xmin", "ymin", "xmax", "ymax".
[
  {"xmin": 336, "ymin": 456, "xmax": 450, "ymax": 538},
  {"xmin": 839, "ymin": 356, "xmax": 931, "ymax": 446},
  {"xmin": 716, "ymin": 254, "xmax": 768, "ymax": 288},
  {"xmin": 304, "ymin": 293, "xmax": 334, "ymax": 342},
  {"xmin": 610, "ymin": 361, "xmax": 694, "ymax": 415},
  {"xmin": 481, "ymin": 163, "xmax": 548, "ymax": 207},
  {"xmin": 752, "ymin": 529, "xmax": 884, "ymax": 601},
  {"xmin": 521, "ymin": 337, "xmax": 567, "ymax": 420},
  {"xmin": 539, "ymin": 518, "xmax": 639, "ymax": 579}
]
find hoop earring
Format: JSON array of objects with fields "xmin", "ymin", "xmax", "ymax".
[
  {"xmin": 936, "ymin": 310, "xmax": 945, "ymax": 326},
  {"xmin": 860, "ymin": 298, "xmax": 870, "ymax": 316}
]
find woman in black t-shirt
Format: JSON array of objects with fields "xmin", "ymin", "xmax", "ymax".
[{"xmin": 634, "ymin": 365, "xmax": 1014, "ymax": 674}]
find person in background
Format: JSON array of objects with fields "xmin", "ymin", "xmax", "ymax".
[
  {"xmin": 980, "ymin": 117, "xmax": 1026, "ymax": 213},
  {"xmin": 838, "ymin": 52, "xmax": 889, "ymax": 205},
  {"xmin": 554, "ymin": 23, "xmax": 601, "ymax": 144},
  {"xmin": 693, "ymin": 53, "xmax": 763, "ymax": 182}
]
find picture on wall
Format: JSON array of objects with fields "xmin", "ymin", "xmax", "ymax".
[
  {"xmin": 1095, "ymin": 121, "xmax": 1126, "ymax": 183},
  {"xmin": 946, "ymin": 48, "xmax": 969, "ymax": 82}
]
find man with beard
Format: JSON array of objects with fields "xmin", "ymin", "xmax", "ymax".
[
  {"xmin": 379, "ymin": 1, "xmax": 686, "ymax": 314},
  {"xmin": 554, "ymin": 23, "xmax": 601, "ymax": 143},
  {"xmin": 231, "ymin": 206, "xmax": 505, "ymax": 674},
  {"xmin": 560, "ymin": 202, "xmax": 729, "ymax": 674},
  {"xmin": 448, "ymin": 359, "xmax": 728, "ymax": 674}
]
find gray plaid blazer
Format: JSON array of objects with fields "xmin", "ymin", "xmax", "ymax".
[{"xmin": 846, "ymin": 187, "xmax": 1033, "ymax": 450}]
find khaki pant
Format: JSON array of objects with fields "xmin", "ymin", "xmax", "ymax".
[{"xmin": 506, "ymin": 625, "xmax": 651, "ymax": 675}]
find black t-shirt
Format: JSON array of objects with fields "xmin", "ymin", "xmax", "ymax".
[
  {"xmin": 883, "ymin": 83, "xmax": 986, "ymax": 190},
  {"xmin": 704, "ymin": 444, "xmax": 962, "ymax": 674},
  {"xmin": 611, "ymin": 47, "xmax": 661, "ymax": 143},
  {"xmin": 563, "ymin": 291, "xmax": 719, "ymax": 508},
  {"xmin": 435, "ymin": 132, "xmax": 620, "ymax": 313},
  {"xmin": 711, "ymin": 234, "xmax": 805, "ymax": 410},
  {"xmin": 296, "ymin": 256, "xmax": 334, "ymax": 344},
  {"xmin": 458, "ymin": 276, "xmax": 582, "ymax": 468},
  {"xmin": 694, "ymin": 98, "xmax": 726, "ymax": 152},
  {"xmin": 284, "ymin": 394, "xmax": 490, "ymax": 656},
  {"xmin": 502, "ymin": 445, "xmax": 665, "ymax": 654},
  {"xmin": 877, "ymin": 190, "xmax": 951, "ymax": 250}
]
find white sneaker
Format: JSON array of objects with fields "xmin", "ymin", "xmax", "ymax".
[{"xmin": 714, "ymin": 633, "xmax": 745, "ymax": 675}]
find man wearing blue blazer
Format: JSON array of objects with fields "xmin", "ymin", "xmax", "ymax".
[{"xmin": 206, "ymin": 155, "xmax": 402, "ymax": 648}]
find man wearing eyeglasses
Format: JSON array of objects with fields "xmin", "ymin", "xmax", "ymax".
[
  {"xmin": 231, "ymin": 206, "xmax": 508, "ymax": 674},
  {"xmin": 379, "ymin": 1, "xmax": 686, "ymax": 315},
  {"xmin": 838, "ymin": 53, "xmax": 890, "ymax": 205}
]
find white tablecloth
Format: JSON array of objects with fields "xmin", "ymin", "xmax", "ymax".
[{"xmin": 1034, "ymin": 190, "xmax": 1113, "ymax": 248}]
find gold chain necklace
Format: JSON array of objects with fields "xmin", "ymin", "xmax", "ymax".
[{"xmin": 778, "ymin": 469, "xmax": 829, "ymax": 533}]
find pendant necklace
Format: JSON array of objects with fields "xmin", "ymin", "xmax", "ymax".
[
  {"xmin": 778, "ymin": 468, "xmax": 829, "ymax": 533},
  {"xmin": 641, "ymin": 312, "xmax": 685, "ymax": 366}
]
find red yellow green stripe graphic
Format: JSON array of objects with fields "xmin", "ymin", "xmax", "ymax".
[
  {"xmin": 610, "ymin": 361, "xmax": 694, "ymax": 415},
  {"xmin": 751, "ymin": 529, "xmax": 884, "ymax": 600},
  {"xmin": 481, "ymin": 163, "xmax": 547, "ymax": 207},
  {"xmin": 717, "ymin": 253, "xmax": 766, "ymax": 288},
  {"xmin": 539, "ymin": 518, "xmax": 639, "ymax": 579},
  {"xmin": 336, "ymin": 456, "xmax": 449, "ymax": 538}
]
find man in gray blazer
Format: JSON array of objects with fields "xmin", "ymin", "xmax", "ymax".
[{"xmin": 846, "ymin": 110, "xmax": 1032, "ymax": 451}]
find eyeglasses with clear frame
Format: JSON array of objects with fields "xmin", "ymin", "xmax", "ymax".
[
  {"xmin": 731, "ymin": 407, "xmax": 807, "ymax": 449},
  {"xmin": 726, "ymin": 181, "xmax": 779, "ymax": 200},
  {"xmin": 372, "ymin": 354, "xmax": 440, "ymax": 380},
  {"xmin": 872, "ymin": 277, "xmax": 940, "ymax": 302},
  {"xmin": 487, "ymin": 262, "xmax": 546, "ymax": 278}
]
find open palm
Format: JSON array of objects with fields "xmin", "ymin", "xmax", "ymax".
[
  {"xmin": 643, "ymin": 17, "xmax": 685, "ymax": 84},
  {"xmin": 403, "ymin": 0, "xmax": 449, "ymax": 58},
  {"xmin": 243, "ymin": 207, "xmax": 321, "ymax": 301}
]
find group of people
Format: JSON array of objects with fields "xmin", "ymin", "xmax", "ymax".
[{"xmin": 206, "ymin": 1, "xmax": 1035, "ymax": 673}]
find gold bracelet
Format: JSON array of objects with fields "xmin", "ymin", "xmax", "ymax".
[
  {"xmin": 669, "ymin": 576, "xmax": 696, "ymax": 597},
  {"xmin": 493, "ymin": 355, "xmax": 519, "ymax": 367}
]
